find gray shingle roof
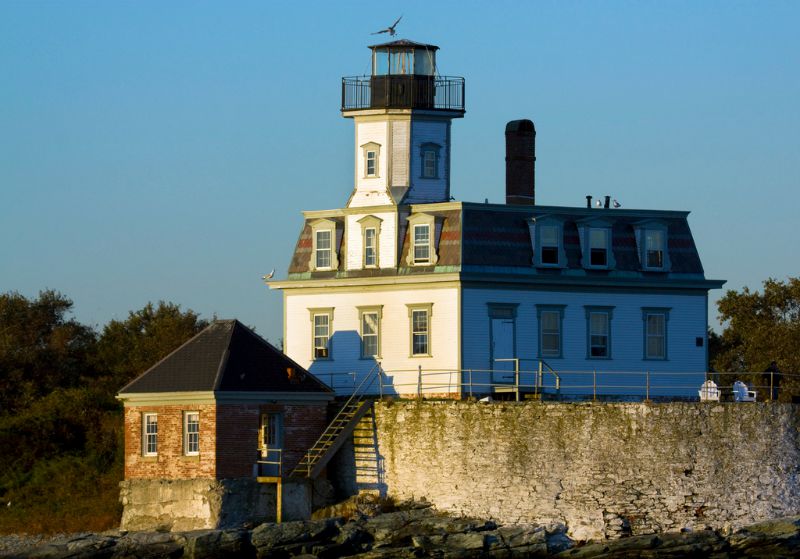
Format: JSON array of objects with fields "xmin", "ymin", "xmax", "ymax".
[{"xmin": 118, "ymin": 320, "xmax": 332, "ymax": 394}]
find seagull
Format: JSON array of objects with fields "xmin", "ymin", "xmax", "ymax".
[
  {"xmin": 372, "ymin": 15, "xmax": 402, "ymax": 36},
  {"xmin": 613, "ymin": 199, "xmax": 622, "ymax": 208},
  {"xmin": 595, "ymin": 200, "xmax": 602, "ymax": 208},
  {"xmin": 262, "ymin": 269, "xmax": 274, "ymax": 282}
]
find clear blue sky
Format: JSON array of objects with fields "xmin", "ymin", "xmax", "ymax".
[{"xmin": 2, "ymin": 1, "xmax": 798, "ymax": 344}]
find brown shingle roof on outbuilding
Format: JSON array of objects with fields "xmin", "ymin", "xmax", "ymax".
[{"xmin": 118, "ymin": 320, "xmax": 332, "ymax": 395}]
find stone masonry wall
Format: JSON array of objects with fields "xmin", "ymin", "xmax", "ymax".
[{"xmin": 334, "ymin": 401, "xmax": 800, "ymax": 541}]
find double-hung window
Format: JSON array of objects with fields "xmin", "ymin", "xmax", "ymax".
[
  {"xmin": 585, "ymin": 306, "xmax": 614, "ymax": 359},
  {"xmin": 420, "ymin": 142, "xmax": 441, "ymax": 179},
  {"xmin": 310, "ymin": 308, "xmax": 333, "ymax": 359},
  {"xmin": 309, "ymin": 219, "xmax": 339, "ymax": 272},
  {"xmin": 643, "ymin": 308, "xmax": 670, "ymax": 360},
  {"xmin": 540, "ymin": 225, "xmax": 560, "ymax": 265},
  {"xmin": 589, "ymin": 229, "xmax": 608, "ymax": 267},
  {"xmin": 361, "ymin": 142, "xmax": 381, "ymax": 178},
  {"xmin": 364, "ymin": 228, "xmax": 377, "ymax": 267},
  {"xmin": 408, "ymin": 304, "xmax": 433, "ymax": 356},
  {"xmin": 413, "ymin": 224, "xmax": 430, "ymax": 264},
  {"xmin": 143, "ymin": 413, "xmax": 158, "ymax": 456},
  {"xmin": 406, "ymin": 213, "xmax": 438, "ymax": 266},
  {"xmin": 536, "ymin": 305, "xmax": 565, "ymax": 359},
  {"xmin": 184, "ymin": 412, "xmax": 199, "ymax": 456},
  {"xmin": 645, "ymin": 230, "xmax": 664, "ymax": 269},
  {"xmin": 315, "ymin": 230, "xmax": 331, "ymax": 269},
  {"xmin": 359, "ymin": 306, "xmax": 382, "ymax": 359}
]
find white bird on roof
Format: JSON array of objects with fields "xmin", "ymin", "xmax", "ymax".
[
  {"xmin": 262, "ymin": 269, "xmax": 275, "ymax": 282},
  {"xmin": 613, "ymin": 199, "xmax": 622, "ymax": 208},
  {"xmin": 372, "ymin": 15, "xmax": 403, "ymax": 36},
  {"xmin": 595, "ymin": 199, "xmax": 602, "ymax": 208}
]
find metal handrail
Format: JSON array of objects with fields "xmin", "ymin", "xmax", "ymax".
[
  {"xmin": 294, "ymin": 361, "xmax": 382, "ymax": 476},
  {"xmin": 341, "ymin": 75, "xmax": 465, "ymax": 111}
]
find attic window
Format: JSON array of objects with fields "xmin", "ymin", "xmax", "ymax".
[
  {"xmin": 540, "ymin": 225, "xmax": 559, "ymax": 265},
  {"xmin": 589, "ymin": 229, "xmax": 608, "ymax": 267},
  {"xmin": 309, "ymin": 219, "xmax": 339, "ymax": 272},
  {"xmin": 645, "ymin": 230, "xmax": 664, "ymax": 268},
  {"xmin": 405, "ymin": 213, "xmax": 439, "ymax": 266}
]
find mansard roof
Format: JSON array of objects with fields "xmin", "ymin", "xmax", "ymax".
[
  {"xmin": 284, "ymin": 201, "xmax": 721, "ymax": 288},
  {"xmin": 118, "ymin": 320, "xmax": 332, "ymax": 395}
]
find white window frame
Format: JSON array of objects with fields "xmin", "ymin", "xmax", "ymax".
[
  {"xmin": 405, "ymin": 213, "xmax": 439, "ymax": 266},
  {"xmin": 633, "ymin": 220, "xmax": 670, "ymax": 272},
  {"xmin": 315, "ymin": 229, "xmax": 332, "ymax": 269},
  {"xmin": 358, "ymin": 306, "xmax": 383, "ymax": 359},
  {"xmin": 184, "ymin": 411, "xmax": 199, "ymax": 456},
  {"xmin": 527, "ymin": 216, "xmax": 566, "ymax": 268},
  {"xmin": 413, "ymin": 224, "xmax": 430, "ymax": 264},
  {"xmin": 358, "ymin": 215, "xmax": 383, "ymax": 269},
  {"xmin": 577, "ymin": 218, "xmax": 616, "ymax": 270},
  {"xmin": 309, "ymin": 307, "xmax": 334, "ymax": 360},
  {"xmin": 309, "ymin": 219, "xmax": 339, "ymax": 272},
  {"xmin": 407, "ymin": 303, "xmax": 433, "ymax": 357},
  {"xmin": 361, "ymin": 141, "xmax": 381, "ymax": 178},
  {"xmin": 143, "ymin": 413, "xmax": 158, "ymax": 457}
]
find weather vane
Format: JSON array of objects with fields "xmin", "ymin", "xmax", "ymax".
[{"xmin": 372, "ymin": 15, "xmax": 403, "ymax": 37}]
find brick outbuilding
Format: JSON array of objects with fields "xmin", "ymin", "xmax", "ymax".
[{"xmin": 116, "ymin": 319, "xmax": 334, "ymax": 530}]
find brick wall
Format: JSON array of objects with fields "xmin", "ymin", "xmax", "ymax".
[
  {"xmin": 123, "ymin": 404, "xmax": 217, "ymax": 479},
  {"xmin": 124, "ymin": 401, "xmax": 330, "ymax": 480}
]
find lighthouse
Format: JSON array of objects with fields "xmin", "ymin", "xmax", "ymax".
[{"xmin": 341, "ymin": 40, "xmax": 465, "ymax": 208}]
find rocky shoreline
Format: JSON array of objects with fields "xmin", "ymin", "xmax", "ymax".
[{"xmin": 2, "ymin": 506, "xmax": 800, "ymax": 558}]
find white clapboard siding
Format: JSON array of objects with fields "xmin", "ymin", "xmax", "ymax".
[
  {"xmin": 345, "ymin": 211, "xmax": 397, "ymax": 270},
  {"xmin": 284, "ymin": 286, "xmax": 460, "ymax": 396},
  {"xmin": 407, "ymin": 119, "xmax": 449, "ymax": 203},
  {"xmin": 391, "ymin": 120, "xmax": 410, "ymax": 187},
  {"xmin": 461, "ymin": 287, "xmax": 708, "ymax": 397},
  {"xmin": 349, "ymin": 121, "xmax": 393, "ymax": 207}
]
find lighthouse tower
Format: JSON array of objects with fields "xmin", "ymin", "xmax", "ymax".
[{"xmin": 341, "ymin": 40, "xmax": 465, "ymax": 208}]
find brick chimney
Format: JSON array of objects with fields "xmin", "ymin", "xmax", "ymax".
[{"xmin": 505, "ymin": 119, "xmax": 536, "ymax": 205}]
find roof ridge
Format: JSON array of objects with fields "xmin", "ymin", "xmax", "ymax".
[{"xmin": 211, "ymin": 320, "xmax": 237, "ymax": 391}]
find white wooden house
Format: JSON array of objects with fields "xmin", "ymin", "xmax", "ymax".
[{"xmin": 269, "ymin": 40, "xmax": 724, "ymax": 399}]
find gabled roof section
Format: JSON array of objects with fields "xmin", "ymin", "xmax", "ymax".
[{"xmin": 118, "ymin": 320, "xmax": 332, "ymax": 395}]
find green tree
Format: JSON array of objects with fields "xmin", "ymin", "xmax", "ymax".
[
  {"xmin": 94, "ymin": 301, "xmax": 208, "ymax": 389},
  {"xmin": 0, "ymin": 291, "xmax": 97, "ymax": 416},
  {"xmin": 712, "ymin": 277, "xmax": 800, "ymax": 401}
]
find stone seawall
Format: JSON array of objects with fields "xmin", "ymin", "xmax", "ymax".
[{"xmin": 331, "ymin": 401, "xmax": 800, "ymax": 541}]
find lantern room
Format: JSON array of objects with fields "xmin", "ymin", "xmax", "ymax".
[
  {"xmin": 342, "ymin": 39, "xmax": 464, "ymax": 113},
  {"xmin": 371, "ymin": 39, "xmax": 438, "ymax": 76}
]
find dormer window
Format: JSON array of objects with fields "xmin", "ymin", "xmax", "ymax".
[
  {"xmin": 645, "ymin": 230, "xmax": 664, "ymax": 268},
  {"xmin": 634, "ymin": 220, "xmax": 671, "ymax": 272},
  {"xmin": 316, "ymin": 230, "xmax": 332, "ymax": 268},
  {"xmin": 540, "ymin": 225, "xmax": 559, "ymax": 265},
  {"xmin": 361, "ymin": 142, "xmax": 381, "ymax": 178},
  {"xmin": 589, "ymin": 229, "xmax": 608, "ymax": 267},
  {"xmin": 405, "ymin": 213, "xmax": 439, "ymax": 266},
  {"xmin": 420, "ymin": 143, "xmax": 441, "ymax": 179},
  {"xmin": 413, "ymin": 225, "xmax": 430, "ymax": 263},
  {"xmin": 309, "ymin": 218, "xmax": 339, "ymax": 271},
  {"xmin": 527, "ymin": 217, "xmax": 566, "ymax": 268},
  {"xmin": 577, "ymin": 218, "xmax": 615, "ymax": 270}
]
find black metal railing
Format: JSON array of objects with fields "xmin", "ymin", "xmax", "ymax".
[{"xmin": 342, "ymin": 75, "xmax": 465, "ymax": 112}]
